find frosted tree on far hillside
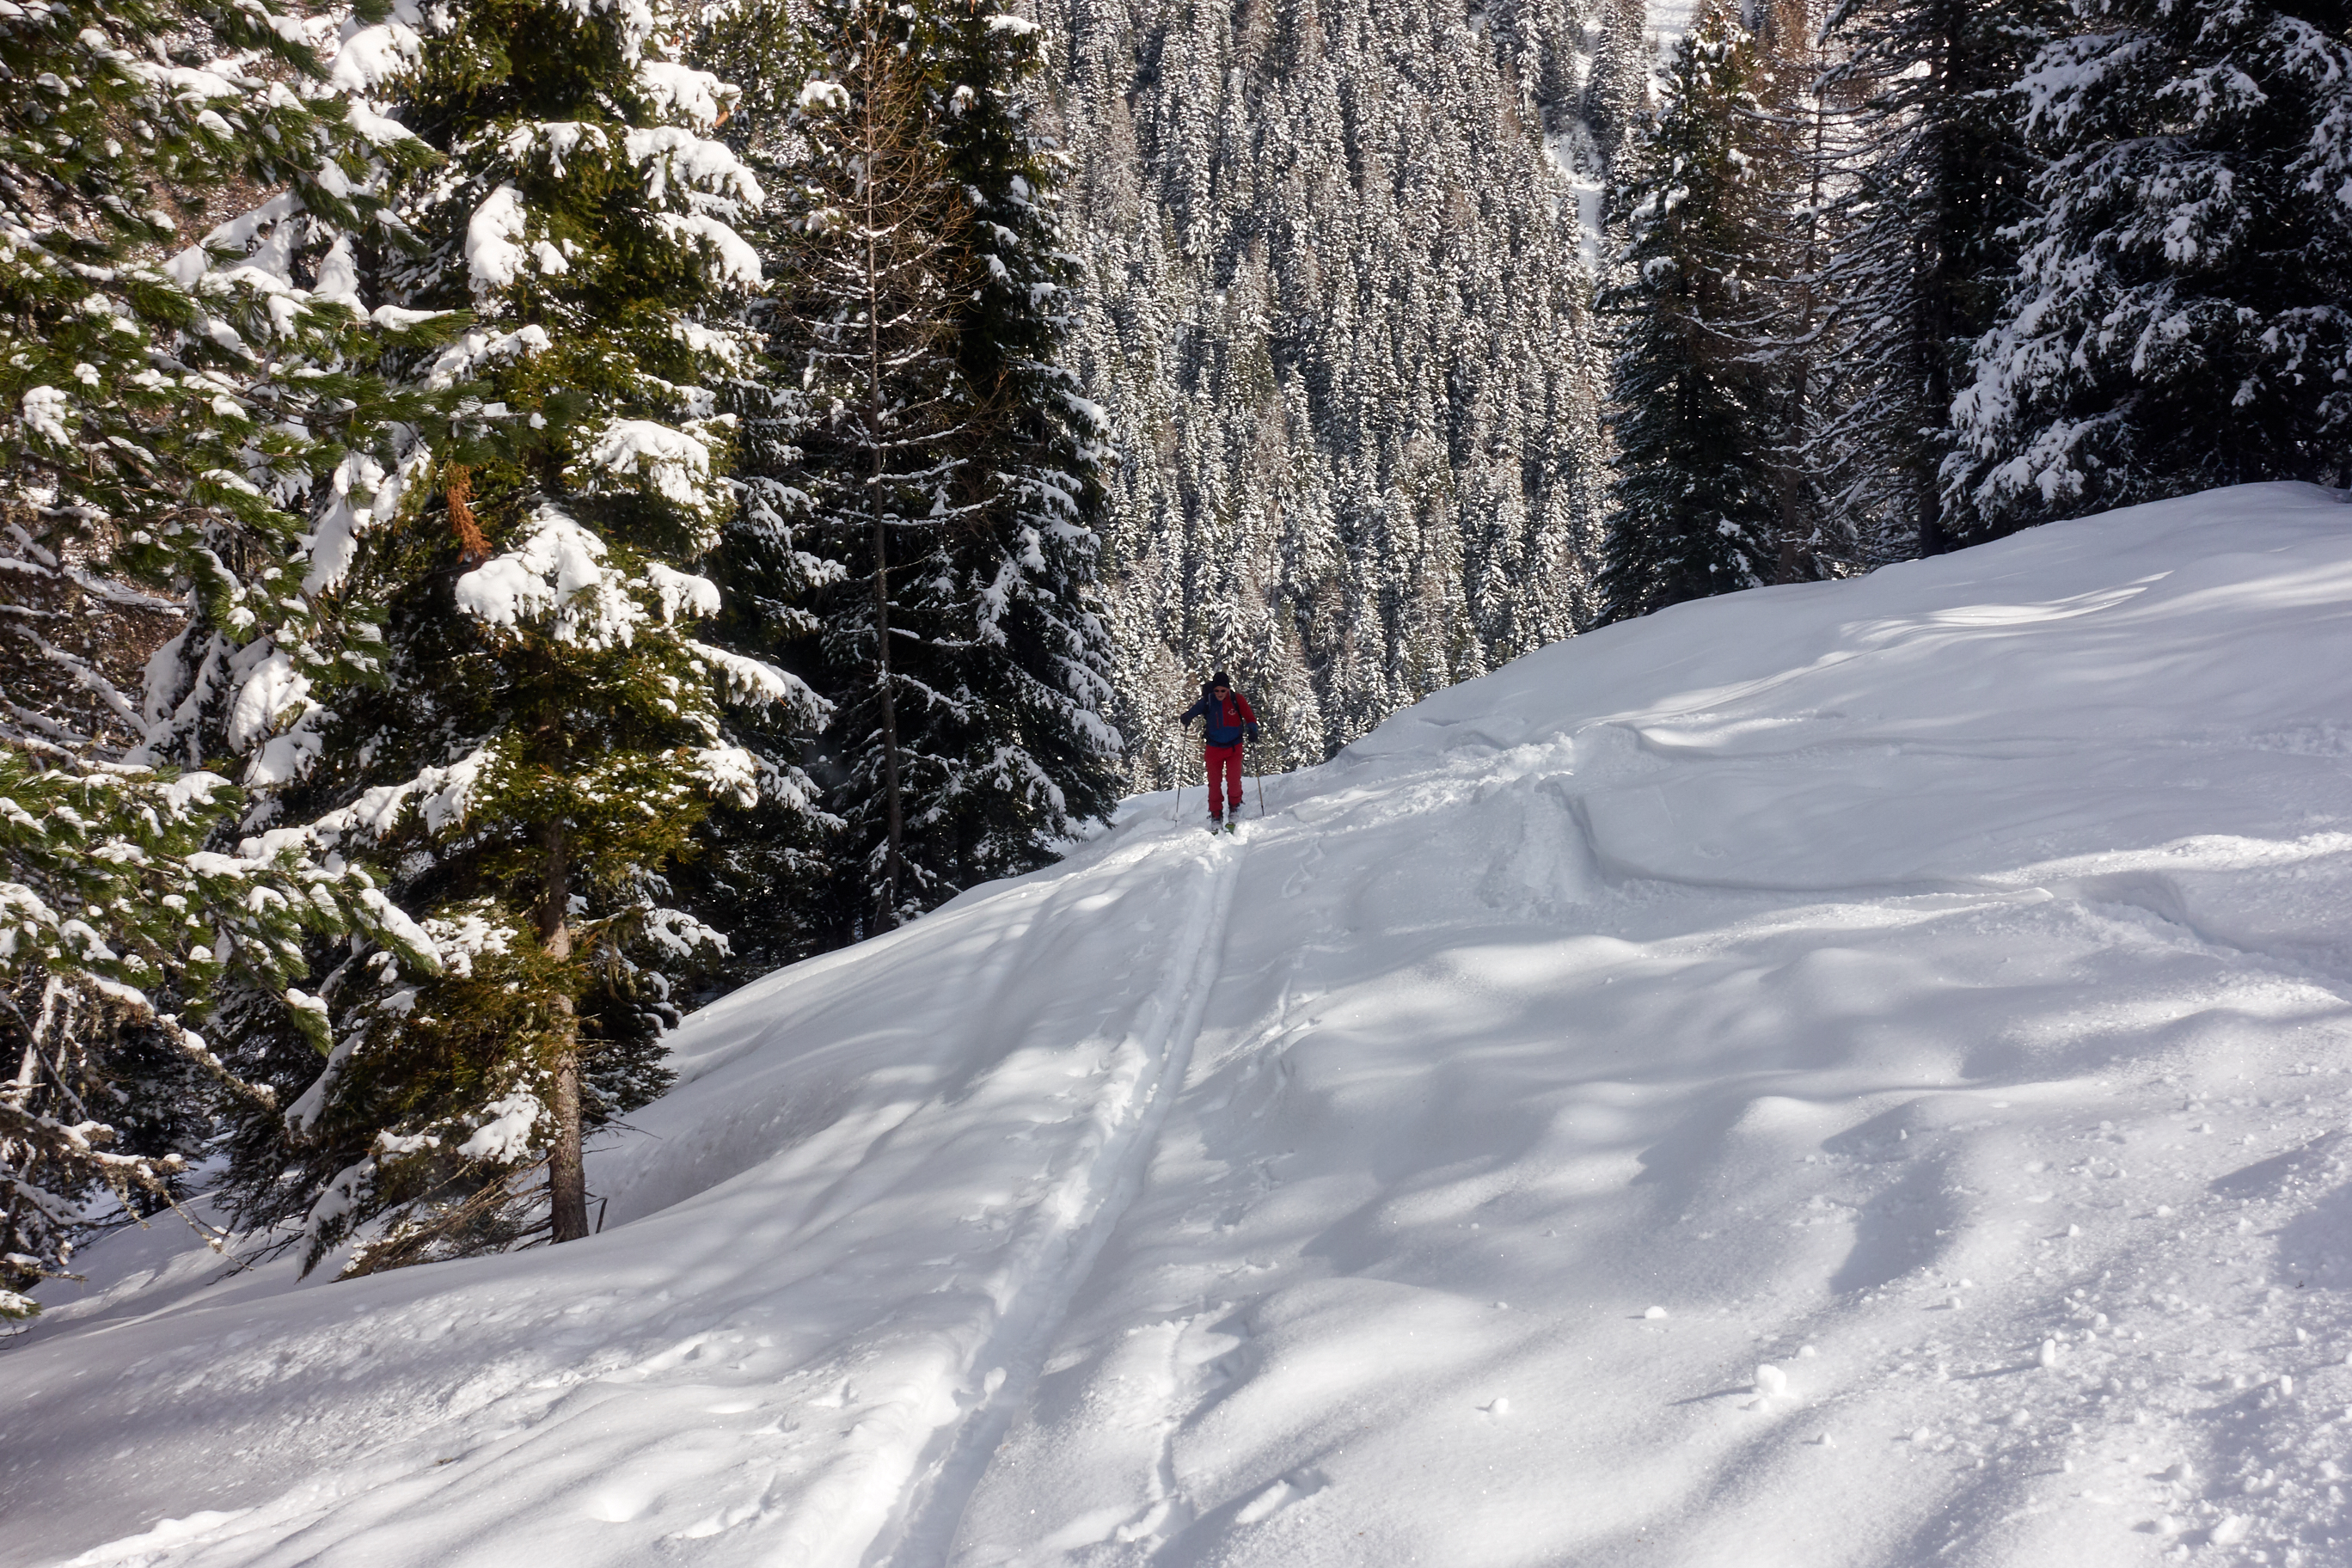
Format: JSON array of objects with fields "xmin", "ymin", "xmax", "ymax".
[
  {"xmin": 1585, "ymin": 0, "xmax": 1657, "ymax": 170},
  {"xmin": 1033, "ymin": 0, "xmax": 1607, "ymax": 783}
]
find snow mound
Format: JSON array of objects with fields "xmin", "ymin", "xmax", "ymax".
[{"xmin": 14, "ymin": 482, "xmax": 2352, "ymax": 1567}]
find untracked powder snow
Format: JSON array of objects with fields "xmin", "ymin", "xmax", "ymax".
[{"xmin": 13, "ymin": 482, "xmax": 2352, "ymax": 1565}]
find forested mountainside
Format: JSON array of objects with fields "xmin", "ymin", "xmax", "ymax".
[{"xmin": 1033, "ymin": 0, "xmax": 1620, "ymax": 781}]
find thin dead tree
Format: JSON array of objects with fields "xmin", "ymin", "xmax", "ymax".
[{"xmin": 784, "ymin": 1, "xmax": 982, "ymax": 929}]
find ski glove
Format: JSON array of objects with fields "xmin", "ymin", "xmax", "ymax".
[{"xmin": 1245, "ymin": 723, "xmax": 1259, "ymax": 741}]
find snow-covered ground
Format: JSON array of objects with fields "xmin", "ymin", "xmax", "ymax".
[{"xmin": 15, "ymin": 482, "xmax": 2352, "ymax": 1567}]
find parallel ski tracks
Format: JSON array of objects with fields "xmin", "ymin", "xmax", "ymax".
[{"xmin": 873, "ymin": 830, "xmax": 1244, "ymax": 1568}]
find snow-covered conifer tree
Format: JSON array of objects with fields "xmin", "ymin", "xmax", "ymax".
[
  {"xmin": 763, "ymin": 0, "xmax": 979, "ymax": 930},
  {"xmin": 0, "ymin": 758, "xmax": 434, "ymax": 1314},
  {"xmin": 745, "ymin": 0, "xmax": 1119, "ymax": 933},
  {"xmin": 0, "ymin": 0, "xmax": 447, "ymax": 1305},
  {"xmin": 1946, "ymin": 0, "xmax": 2352, "ymax": 535},
  {"xmin": 1740, "ymin": 0, "xmax": 1840, "ymax": 585},
  {"xmin": 665, "ymin": 1, "xmax": 847, "ymax": 983},
  {"xmin": 1, "ymin": 0, "xmax": 432, "ymax": 767},
  {"xmin": 212, "ymin": 0, "xmax": 824, "ymax": 1269},
  {"xmin": 1596, "ymin": 0, "xmax": 1783, "ymax": 622}
]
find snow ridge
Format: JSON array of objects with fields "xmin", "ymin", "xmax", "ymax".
[{"xmin": 27, "ymin": 486, "xmax": 2352, "ymax": 1568}]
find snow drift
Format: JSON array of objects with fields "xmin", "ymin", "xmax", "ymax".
[{"xmin": 14, "ymin": 482, "xmax": 2352, "ymax": 1567}]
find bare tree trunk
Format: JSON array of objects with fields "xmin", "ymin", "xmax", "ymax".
[
  {"xmin": 863, "ymin": 19, "xmax": 906, "ymax": 927},
  {"xmin": 537, "ymin": 819, "xmax": 589, "ymax": 1243},
  {"xmin": 1914, "ymin": 0, "xmax": 1963, "ymax": 558},
  {"xmin": 1769, "ymin": 0, "xmax": 1826, "ymax": 585}
]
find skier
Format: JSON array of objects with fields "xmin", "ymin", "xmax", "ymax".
[{"xmin": 1177, "ymin": 671, "xmax": 1259, "ymax": 832}]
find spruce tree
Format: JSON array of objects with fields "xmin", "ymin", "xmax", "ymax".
[
  {"xmin": 929, "ymin": 2, "xmax": 1125, "ymax": 880},
  {"xmin": 1744, "ymin": 0, "xmax": 1836, "ymax": 585},
  {"xmin": 1946, "ymin": 0, "xmax": 2352, "ymax": 535},
  {"xmin": 212, "ymin": 0, "xmax": 823, "ymax": 1271},
  {"xmin": 0, "ymin": 757, "xmax": 432, "ymax": 1315},
  {"xmin": 740, "ymin": 0, "xmax": 1118, "ymax": 934},
  {"xmin": 674, "ymin": 0, "xmax": 844, "ymax": 986},
  {"xmin": 1596, "ymin": 0, "xmax": 1783, "ymax": 622},
  {"xmin": 0, "ymin": 0, "xmax": 440, "ymax": 1310}
]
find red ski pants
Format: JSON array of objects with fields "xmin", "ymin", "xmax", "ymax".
[{"xmin": 1204, "ymin": 743, "xmax": 1245, "ymax": 818}]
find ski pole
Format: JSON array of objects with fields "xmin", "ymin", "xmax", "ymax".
[
  {"xmin": 1253, "ymin": 739, "xmax": 1265, "ymax": 818},
  {"xmin": 1171, "ymin": 725, "xmax": 1184, "ymax": 824}
]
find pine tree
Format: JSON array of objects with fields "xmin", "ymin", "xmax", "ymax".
[
  {"xmin": 1596, "ymin": 0, "xmax": 1783, "ymax": 622},
  {"xmin": 760, "ymin": 0, "xmax": 1120, "ymax": 931},
  {"xmin": 1744, "ymin": 0, "xmax": 1837, "ymax": 585},
  {"xmin": 0, "ymin": 0, "xmax": 446, "ymax": 1308},
  {"xmin": 0, "ymin": 758, "xmax": 432, "ymax": 1315},
  {"xmin": 1946, "ymin": 0, "xmax": 2352, "ymax": 536},
  {"xmin": 765, "ymin": 0, "xmax": 977, "ymax": 931},
  {"xmin": 929, "ymin": 3, "xmax": 1125, "ymax": 879},
  {"xmin": 778, "ymin": 0, "xmax": 963, "ymax": 930},
  {"xmin": 212, "ymin": 0, "xmax": 823, "ymax": 1271},
  {"xmin": 6, "ymin": 0, "xmax": 445, "ymax": 787},
  {"xmin": 1816, "ymin": 0, "xmax": 2056, "ymax": 557},
  {"xmin": 664, "ymin": 0, "xmax": 842, "ymax": 987}
]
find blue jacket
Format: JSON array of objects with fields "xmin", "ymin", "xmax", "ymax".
[{"xmin": 1180, "ymin": 686, "xmax": 1259, "ymax": 748}]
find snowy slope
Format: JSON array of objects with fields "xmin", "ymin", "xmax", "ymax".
[{"xmin": 15, "ymin": 482, "xmax": 2352, "ymax": 1566}]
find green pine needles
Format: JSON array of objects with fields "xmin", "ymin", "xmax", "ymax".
[
  {"xmin": 0, "ymin": 0, "xmax": 448, "ymax": 1311},
  {"xmin": 0, "ymin": 753, "xmax": 433, "ymax": 1315},
  {"xmin": 1945, "ymin": 0, "xmax": 2352, "ymax": 532},
  {"xmin": 219, "ymin": 0, "xmax": 830, "ymax": 1271}
]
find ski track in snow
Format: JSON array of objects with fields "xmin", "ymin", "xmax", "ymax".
[
  {"xmin": 23, "ymin": 483, "xmax": 2352, "ymax": 1566},
  {"xmin": 881, "ymin": 836, "xmax": 1241, "ymax": 1566},
  {"xmin": 0, "ymin": 824, "xmax": 1245, "ymax": 1568}
]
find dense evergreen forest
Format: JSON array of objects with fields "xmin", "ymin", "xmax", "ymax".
[
  {"xmin": 1036, "ymin": 0, "xmax": 1611, "ymax": 781},
  {"xmin": 5, "ymin": 0, "xmax": 2350, "ymax": 1304}
]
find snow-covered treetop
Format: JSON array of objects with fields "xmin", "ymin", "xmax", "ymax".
[{"xmin": 0, "ymin": 0, "xmax": 455, "ymax": 782}]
